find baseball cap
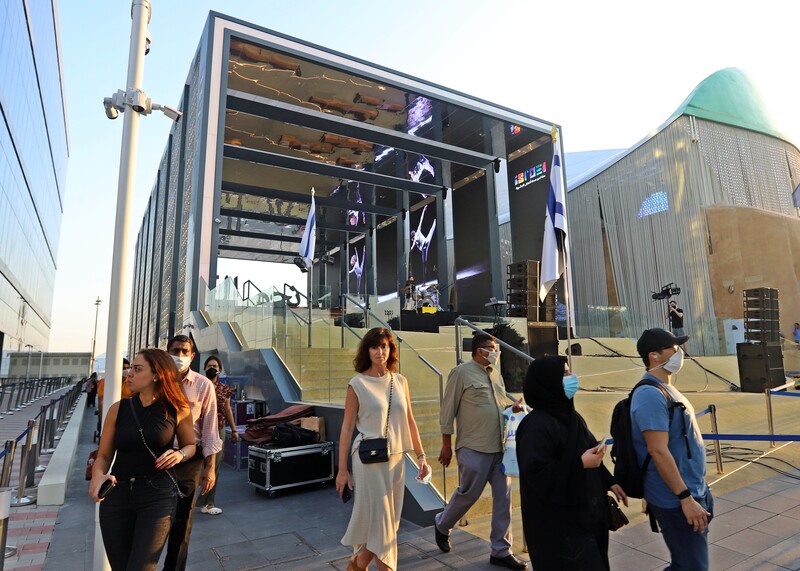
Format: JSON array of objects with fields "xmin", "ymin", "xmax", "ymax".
[{"xmin": 636, "ymin": 328, "xmax": 689, "ymax": 359}]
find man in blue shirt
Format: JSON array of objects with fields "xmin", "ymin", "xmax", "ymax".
[{"xmin": 631, "ymin": 328, "xmax": 713, "ymax": 570}]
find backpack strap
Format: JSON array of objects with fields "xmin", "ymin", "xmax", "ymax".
[{"xmin": 632, "ymin": 379, "xmax": 691, "ymax": 460}]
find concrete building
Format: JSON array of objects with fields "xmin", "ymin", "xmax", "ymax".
[
  {"xmin": 0, "ymin": 2, "xmax": 69, "ymax": 367},
  {"xmin": 567, "ymin": 68, "xmax": 800, "ymax": 355},
  {"xmin": 6, "ymin": 351, "xmax": 89, "ymax": 379}
]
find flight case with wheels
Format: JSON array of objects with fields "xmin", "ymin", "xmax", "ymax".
[{"xmin": 247, "ymin": 441, "xmax": 334, "ymax": 496}]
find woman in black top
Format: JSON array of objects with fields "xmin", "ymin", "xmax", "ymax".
[
  {"xmin": 516, "ymin": 356, "xmax": 627, "ymax": 571},
  {"xmin": 89, "ymin": 349, "xmax": 196, "ymax": 570}
]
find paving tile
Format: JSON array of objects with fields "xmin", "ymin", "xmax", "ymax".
[
  {"xmin": 726, "ymin": 558, "xmax": 792, "ymax": 570},
  {"xmin": 708, "ymin": 506, "xmax": 774, "ymax": 542},
  {"xmin": 721, "ymin": 486, "xmax": 774, "ymax": 505},
  {"xmin": 715, "ymin": 528, "xmax": 786, "ymax": 556},
  {"xmin": 708, "ymin": 543, "xmax": 749, "ymax": 571},
  {"xmin": 750, "ymin": 514, "xmax": 800, "ymax": 540},
  {"xmin": 711, "ymin": 495, "xmax": 743, "ymax": 516},
  {"xmin": 756, "ymin": 535, "xmax": 800, "ymax": 569},
  {"xmin": 749, "ymin": 493, "xmax": 800, "ymax": 514},
  {"xmin": 608, "ymin": 548, "xmax": 667, "ymax": 571}
]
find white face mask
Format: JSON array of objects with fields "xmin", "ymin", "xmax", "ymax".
[
  {"xmin": 172, "ymin": 354, "xmax": 192, "ymax": 372},
  {"xmin": 481, "ymin": 348, "xmax": 501, "ymax": 365},
  {"xmin": 663, "ymin": 348, "xmax": 684, "ymax": 374}
]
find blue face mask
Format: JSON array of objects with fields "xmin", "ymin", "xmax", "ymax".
[{"xmin": 563, "ymin": 374, "xmax": 579, "ymax": 399}]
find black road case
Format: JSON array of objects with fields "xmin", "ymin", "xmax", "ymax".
[{"xmin": 247, "ymin": 441, "xmax": 334, "ymax": 496}]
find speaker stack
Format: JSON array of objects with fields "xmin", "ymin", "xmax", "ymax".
[
  {"xmin": 506, "ymin": 260, "xmax": 558, "ymax": 358},
  {"xmin": 737, "ymin": 287, "xmax": 785, "ymax": 393}
]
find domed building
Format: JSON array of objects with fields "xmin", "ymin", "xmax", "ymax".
[{"xmin": 567, "ymin": 68, "xmax": 800, "ymax": 355}]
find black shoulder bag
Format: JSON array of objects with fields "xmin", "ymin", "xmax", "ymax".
[
  {"xmin": 358, "ymin": 374, "xmax": 393, "ymax": 464},
  {"xmin": 128, "ymin": 399, "xmax": 186, "ymax": 498}
]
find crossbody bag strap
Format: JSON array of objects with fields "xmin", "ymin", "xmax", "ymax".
[
  {"xmin": 384, "ymin": 374, "xmax": 394, "ymax": 439},
  {"xmin": 127, "ymin": 399, "xmax": 186, "ymax": 498}
]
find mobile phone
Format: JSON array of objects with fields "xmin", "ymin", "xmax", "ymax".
[
  {"xmin": 98, "ymin": 479, "xmax": 116, "ymax": 499},
  {"xmin": 341, "ymin": 486, "xmax": 352, "ymax": 504}
]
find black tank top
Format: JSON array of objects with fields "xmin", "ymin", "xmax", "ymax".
[{"xmin": 113, "ymin": 397, "xmax": 178, "ymax": 478}]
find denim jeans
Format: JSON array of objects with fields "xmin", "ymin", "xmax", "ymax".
[
  {"xmin": 99, "ymin": 473, "xmax": 177, "ymax": 570},
  {"xmin": 162, "ymin": 450, "xmax": 204, "ymax": 571},
  {"xmin": 649, "ymin": 490, "xmax": 714, "ymax": 571}
]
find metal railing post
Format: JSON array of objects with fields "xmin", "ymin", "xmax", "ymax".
[
  {"xmin": 12, "ymin": 420, "xmax": 35, "ymax": 506},
  {"xmin": 765, "ymin": 389, "xmax": 775, "ymax": 448},
  {"xmin": 4, "ymin": 385, "xmax": 14, "ymax": 415},
  {"xmin": 0, "ymin": 442, "xmax": 16, "ymax": 488},
  {"xmin": 0, "ymin": 487, "xmax": 16, "ymax": 560},
  {"xmin": 43, "ymin": 401, "xmax": 57, "ymax": 454},
  {"xmin": 708, "ymin": 404, "xmax": 724, "ymax": 474}
]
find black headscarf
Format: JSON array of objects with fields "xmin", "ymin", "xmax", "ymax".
[{"xmin": 523, "ymin": 356, "xmax": 574, "ymax": 425}]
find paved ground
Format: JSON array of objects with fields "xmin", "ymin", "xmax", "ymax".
[{"xmin": 7, "ymin": 403, "xmax": 800, "ymax": 570}]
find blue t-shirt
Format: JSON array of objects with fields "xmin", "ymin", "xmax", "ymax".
[{"xmin": 630, "ymin": 373, "xmax": 707, "ymax": 508}]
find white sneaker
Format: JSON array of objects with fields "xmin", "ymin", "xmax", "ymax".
[{"xmin": 201, "ymin": 505, "xmax": 222, "ymax": 515}]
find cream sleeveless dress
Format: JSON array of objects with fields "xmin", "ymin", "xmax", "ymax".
[{"xmin": 341, "ymin": 372, "xmax": 414, "ymax": 570}]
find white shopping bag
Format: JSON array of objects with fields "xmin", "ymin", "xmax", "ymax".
[{"xmin": 501, "ymin": 406, "xmax": 528, "ymax": 477}]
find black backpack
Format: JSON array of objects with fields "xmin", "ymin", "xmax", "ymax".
[{"xmin": 609, "ymin": 379, "xmax": 686, "ymax": 499}]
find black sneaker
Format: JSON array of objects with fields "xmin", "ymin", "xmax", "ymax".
[
  {"xmin": 489, "ymin": 553, "xmax": 528, "ymax": 569},
  {"xmin": 434, "ymin": 525, "xmax": 451, "ymax": 553}
]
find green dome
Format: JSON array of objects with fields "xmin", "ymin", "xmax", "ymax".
[{"xmin": 670, "ymin": 68, "xmax": 787, "ymax": 142}]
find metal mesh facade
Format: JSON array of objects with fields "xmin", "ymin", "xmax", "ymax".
[{"xmin": 568, "ymin": 115, "xmax": 800, "ymax": 355}]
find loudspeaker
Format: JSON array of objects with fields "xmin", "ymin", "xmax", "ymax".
[
  {"xmin": 528, "ymin": 323, "xmax": 558, "ymax": 358},
  {"xmin": 507, "ymin": 260, "xmax": 540, "ymax": 277},
  {"xmin": 736, "ymin": 342, "xmax": 785, "ymax": 393}
]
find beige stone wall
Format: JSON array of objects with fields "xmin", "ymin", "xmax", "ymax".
[{"xmin": 706, "ymin": 205, "xmax": 800, "ymax": 338}]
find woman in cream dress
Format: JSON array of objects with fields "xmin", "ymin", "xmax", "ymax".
[{"xmin": 337, "ymin": 327, "xmax": 431, "ymax": 571}]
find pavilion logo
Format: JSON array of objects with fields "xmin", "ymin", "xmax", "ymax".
[{"xmin": 513, "ymin": 161, "xmax": 547, "ymax": 190}]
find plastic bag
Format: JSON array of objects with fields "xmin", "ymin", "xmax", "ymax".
[{"xmin": 501, "ymin": 406, "xmax": 527, "ymax": 477}]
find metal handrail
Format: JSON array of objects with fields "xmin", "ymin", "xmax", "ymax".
[
  {"xmin": 455, "ymin": 317, "xmax": 528, "ymax": 403},
  {"xmin": 455, "ymin": 317, "xmax": 534, "ymax": 363},
  {"xmin": 287, "ymin": 305, "xmax": 310, "ymax": 326},
  {"xmin": 341, "ymin": 294, "xmax": 443, "ymax": 384}
]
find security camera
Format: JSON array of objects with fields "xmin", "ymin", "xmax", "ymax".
[
  {"xmin": 152, "ymin": 103, "xmax": 182, "ymax": 122},
  {"xmin": 103, "ymin": 97, "xmax": 119, "ymax": 120},
  {"xmin": 145, "ymin": 31, "xmax": 152, "ymax": 55}
]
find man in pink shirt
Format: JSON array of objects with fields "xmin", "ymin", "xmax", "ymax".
[{"xmin": 163, "ymin": 335, "xmax": 222, "ymax": 570}]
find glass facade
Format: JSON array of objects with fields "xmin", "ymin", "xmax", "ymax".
[
  {"xmin": 0, "ymin": 0, "xmax": 68, "ymax": 362},
  {"xmin": 128, "ymin": 15, "xmax": 556, "ymax": 352}
]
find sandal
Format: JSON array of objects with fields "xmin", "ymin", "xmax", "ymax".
[{"xmin": 200, "ymin": 505, "xmax": 222, "ymax": 515}]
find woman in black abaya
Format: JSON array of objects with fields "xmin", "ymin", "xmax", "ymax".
[{"xmin": 516, "ymin": 356, "xmax": 627, "ymax": 570}]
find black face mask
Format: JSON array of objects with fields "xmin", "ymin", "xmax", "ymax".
[{"xmin": 205, "ymin": 368, "xmax": 219, "ymax": 379}]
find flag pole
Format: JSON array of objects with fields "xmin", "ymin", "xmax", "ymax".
[{"xmin": 561, "ymin": 232, "xmax": 573, "ymax": 370}]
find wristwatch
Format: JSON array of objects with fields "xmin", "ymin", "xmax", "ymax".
[
  {"xmin": 176, "ymin": 448, "xmax": 187, "ymax": 461},
  {"xmin": 676, "ymin": 488, "xmax": 691, "ymax": 500}
]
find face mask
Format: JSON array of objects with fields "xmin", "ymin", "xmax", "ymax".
[
  {"xmin": 663, "ymin": 348, "xmax": 684, "ymax": 374},
  {"xmin": 563, "ymin": 374, "xmax": 579, "ymax": 399},
  {"xmin": 172, "ymin": 354, "xmax": 192, "ymax": 372},
  {"xmin": 205, "ymin": 368, "xmax": 219, "ymax": 379},
  {"xmin": 482, "ymin": 348, "xmax": 500, "ymax": 365}
]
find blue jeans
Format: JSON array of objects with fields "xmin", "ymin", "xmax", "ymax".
[
  {"xmin": 99, "ymin": 473, "xmax": 177, "ymax": 570},
  {"xmin": 649, "ymin": 490, "xmax": 714, "ymax": 571}
]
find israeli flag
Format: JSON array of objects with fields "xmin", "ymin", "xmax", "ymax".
[
  {"xmin": 539, "ymin": 136, "xmax": 567, "ymax": 301},
  {"xmin": 299, "ymin": 189, "xmax": 316, "ymax": 269}
]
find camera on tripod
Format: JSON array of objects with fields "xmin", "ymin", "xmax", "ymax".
[{"xmin": 651, "ymin": 282, "xmax": 681, "ymax": 301}]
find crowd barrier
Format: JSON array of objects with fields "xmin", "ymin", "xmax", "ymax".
[{"xmin": 0, "ymin": 380, "xmax": 81, "ymax": 560}]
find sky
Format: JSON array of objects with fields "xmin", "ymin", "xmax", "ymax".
[{"xmin": 49, "ymin": 0, "xmax": 800, "ymax": 355}]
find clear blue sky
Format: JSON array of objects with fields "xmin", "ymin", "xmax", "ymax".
[{"xmin": 51, "ymin": 0, "xmax": 800, "ymax": 354}]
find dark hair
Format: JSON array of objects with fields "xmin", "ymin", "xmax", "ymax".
[
  {"xmin": 471, "ymin": 333, "xmax": 496, "ymax": 356},
  {"xmin": 204, "ymin": 355, "xmax": 222, "ymax": 371},
  {"xmin": 353, "ymin": 327, "xmax": 399, "ymax": 373},
  {"xmin": 136, "ymin": 348, "xmax": 189, "ymax": 412},
  {"xmin": 123, "ymin": 357, "xmax": 130, "ymax": 367},
  {"xmin": 167, "ymin": 334, "xmax": 195, "ymax": 353}
]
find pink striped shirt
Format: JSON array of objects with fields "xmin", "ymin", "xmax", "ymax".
[{"xmin": 181, "ymin": 370, "xmax": 223, "ymax": 457}]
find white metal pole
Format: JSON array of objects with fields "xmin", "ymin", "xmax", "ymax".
[
  {"xmin": 95, "ymin": 2, "xmax": 150, "ymax": 570},
  {"xmin": 90, "ymin": 297, "xmax": 101, "ymax": 374},
  {"xmin": 25, "ymin": 345, "xmax": 32, "ymax": 384}
]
